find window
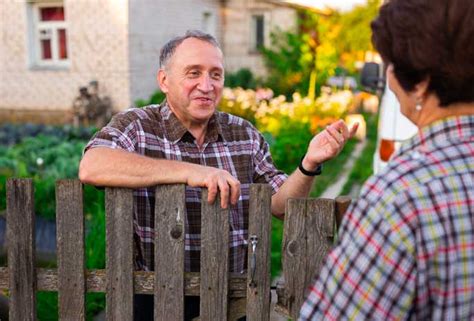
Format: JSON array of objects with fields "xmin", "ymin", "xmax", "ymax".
[
  {"xmin": 250, "ymin": 15, "xmax": 265, "ymax": 52},
  {"xmin": 202, "ymin": 12, "xmax": 213, "ymax": 34},
  {"xmin": 29, "ymin": 3, "xmax": 69, "ymax": 67}
]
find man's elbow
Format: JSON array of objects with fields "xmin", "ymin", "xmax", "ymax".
[
  {"xmin": 78, "ymin": 160, "xmax": 91, "ymax": 184},
  {"xmin": 78, "ymin": 156, "xmax": 98, "ymax": 185}
]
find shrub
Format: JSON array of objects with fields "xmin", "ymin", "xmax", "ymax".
[
  {"xmin": 0, "ymin": 125, "xmax": 106, "ymax": 320},
  {"xmin": 224, "ymin": 68, "xmax": 258, "ymax": 89},
  {"xmin": 135, "ymin": 90, "xmax": 166, "ymax": 107}
]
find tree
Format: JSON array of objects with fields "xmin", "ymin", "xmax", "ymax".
[{"xmin": 261, "ymin": 0, "xmax": 381, "ymax": 97}]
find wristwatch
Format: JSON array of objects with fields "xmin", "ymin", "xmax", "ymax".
[{"xmin": 298, "ymin": 156, "xmax": 322, "ymax": 176}]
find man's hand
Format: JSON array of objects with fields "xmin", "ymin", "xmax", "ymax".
[
  {"xmin": 79, "ymin": 148, "xmax": 240, "ymax": 209},
  {"xmin": 186, "ymin": 166, "xmax": 241, "ymax": 209},
  {"xmin": 302, "ymin": 119, "xmax": 359, "ymax": 171}
]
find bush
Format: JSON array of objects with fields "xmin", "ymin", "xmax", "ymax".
[
  {"xmin": 224, "ymin": 68, "xmax": 258, "ymax": 89},
  {"xmin": 0, "ymin": 125, "xmax": 106, "ymax": 320},
  {"xmin": 0, "ymin": 123, "xmax": 96, "ymax": 147},
  {"xmin": 269, "ymin": 117, "xmax": 313, "ymax": 175},
  {"xmin": 135, "ymin": 90, "xmax": 166, "ymax": 108}
]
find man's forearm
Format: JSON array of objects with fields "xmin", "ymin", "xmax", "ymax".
[
  {"xmin": 271, "ymin": 169, "xmax": 315, "ymax": 219},
  {"xmin": 79, "ymin": 147, "xmax": 192, "ymax": 188}
]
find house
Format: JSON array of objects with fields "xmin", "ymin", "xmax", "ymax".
[{"xmin": 0, "ymin": 0, "xmax": 296, "ymax": 123}]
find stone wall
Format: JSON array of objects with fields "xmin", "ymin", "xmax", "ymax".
[
  {"xmin": 128, "ymin": 0, "xmax": 221, "ymax": 105},
  {"xmin": 222, "ymin": 0, "xmax": 297, "ymax": 76},
  {"xmin": 0, "ymin": 0, "xmax": 130, "ymax": 112},
  {"xmin": 0, "ymin": 0, "xmax": 296, "ymax": 116}
]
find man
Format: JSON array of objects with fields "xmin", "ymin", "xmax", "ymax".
[{"xmin": 79, "ymin": 30, "xmax": 357, "ymax": 320}]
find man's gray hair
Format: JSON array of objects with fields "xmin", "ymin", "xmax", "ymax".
[{"xmin": 159, "ymin": 30, "xmax": 221, "ymax": 69}]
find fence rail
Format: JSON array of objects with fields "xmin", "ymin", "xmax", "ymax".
[{"xmin": 1, "ymin": 178, "xmax": 350, "ymax": 320}]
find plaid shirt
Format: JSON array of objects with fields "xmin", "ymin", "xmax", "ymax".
[
  {"xmin": 85, "ymin": 103, "xmax": 287, "ymax": 272},
  {"xmin": 300, "ymin": 115, "xmax": 474, "ymax": 320}
]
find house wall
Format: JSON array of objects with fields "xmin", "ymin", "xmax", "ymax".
[
  {"xmin": 0, "ymin": 0, "xmax": 130, "ymax": 112},
  {"xmin": 222, "ymin": 0, "xmax": 297, "ymax": 77},
  {"xmin": 128, "ymin": 0, "xmax": 221, "ymax": 106},
  {"xmin": 0, "ymin": 0, "xmax": 296, "ymax": 115}
]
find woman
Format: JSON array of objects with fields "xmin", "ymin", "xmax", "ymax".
[{"xmin": 299, "ymin": 0, "xmax": 474, "ymax": 320}]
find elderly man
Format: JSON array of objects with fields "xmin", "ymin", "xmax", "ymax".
[{"xmin": 79, "ymin": 30, "xmax": 357, "ymax": 320}]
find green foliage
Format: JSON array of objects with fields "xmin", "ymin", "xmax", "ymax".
[
  {"xmin": 268, "ymin": 117, "xmax": 313, "ymax": 175},
  {"xmin": 261, "ymin": 28, "xmax": 309, "ymax": 98},
  {"xmin": 341, "ymin": 113, "xmax": 378, "ymax": 195},
  {"xmin": 0, "ymin": 135, "xmax": 85, "ymax": 219},
  {"xmin": 224, "ymin": 68, "xmax": 258, "ymax": 89},
  {"xmin": 0, "ymin": 127, "xmax": 106, "ymax": 320},
  {"xmin": 261, "ymin": 0, "xmax": 381, "ymax": 96},
  {"xmin": 135, "ymin": 90, "xmax": 166, "ymax": 108},
  {"xmin": 271, "ymin": 217, "xmax": 284, "ymax": 277},
  {"xmin": 333, "ymin": 0, "xmax": 381, "ymax": 72},
  {"xmin": 262, "ymin": 10, "xmax": 341, "ymax": 98},
  {"xmin": 310, "ymin": 137, "xmax": 357, "ymax": 198}
]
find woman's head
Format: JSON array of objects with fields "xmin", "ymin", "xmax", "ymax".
[{"xmin": 371, "ymin": 0, "xmax": 474, "ymax": 107}]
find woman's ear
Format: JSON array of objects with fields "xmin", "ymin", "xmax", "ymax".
[
  {"xmin": 157, "ymin": 69, "xmax": 168, "ymax": 94},
  {"xmin": 413, "ymin": 77, "xmax": 430, "ymax": 101}
]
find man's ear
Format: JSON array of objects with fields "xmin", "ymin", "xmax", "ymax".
[{"xmin": 157, "ymin": 69, "xmax": 168, "ymax": 93}]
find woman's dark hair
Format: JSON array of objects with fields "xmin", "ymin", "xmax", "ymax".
[{"xmin": 371, "ymin": 0, "xmax": 474, "ymax": 106}]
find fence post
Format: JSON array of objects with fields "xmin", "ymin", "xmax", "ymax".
[
  {"xmin": 246, "ymin": 184, "xmax": 272, "ymax": 321},
  {"xmin": 335, "ymin": 195, "xmax": 351, "ymax": 230},
  {"xmin": 56, "ymin": 180, "xmax": 85, "ymax": 320},
  {"xmin": 281, "ymin": 198, "xmax": 334, "ymax": 319},
  {"xmin": 200, "ymin": 191, "xmax": 229, "ymax": 321},
  {"xmin": 105, "ymin": 188, "xmax": 134, "ymax": 321},
  {"xmin": 7, "ymin": 178, "xmax": 36, "ymax": 321},
  {"xmin": 155, "ymin": 184, "xmax": 186, "ymax": 320}
]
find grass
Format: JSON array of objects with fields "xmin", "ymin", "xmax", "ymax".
[{"xmin": 340, "ymin": 113, "xmax": 378, "ymax": 196}]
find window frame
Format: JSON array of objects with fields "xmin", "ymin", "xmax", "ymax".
[
  {"xmin": 30, "ymin": 2, "xmax": 70, "ymax": 68},
  {"xmin": 250, "ymin": 14, "xmax": 265, "ymax": 53}
]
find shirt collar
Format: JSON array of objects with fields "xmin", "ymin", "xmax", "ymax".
[
  {"xmin": 160, "ymin": 101, "xmax": 224, "ymax": 144},
  {"xmin": 397, "ymin": 115, "xmax": 474, "ymax": 157}
]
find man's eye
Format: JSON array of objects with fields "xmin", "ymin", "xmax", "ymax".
[
  {"xmin": 188, "ymin": 71, "xmax": 200, "ymax": 77},
  {"xmin": 212, "ymin": 73, "xmax": 222, "ymax": 80}
]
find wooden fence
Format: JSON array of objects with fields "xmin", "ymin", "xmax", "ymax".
[{"xmin": 0, "ymin": 178, "xmax": 350, "ymax": 320}]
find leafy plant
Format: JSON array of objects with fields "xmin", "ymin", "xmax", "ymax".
[
  {"xmin": 224, "ymin": 68, "xmax": 258, "ymax": 89},
  {"xmin": 0, "ymin": 125, "xmax": 106, "ymax": 320},
  {"xmin": 135, "ymin": 90, "xmax": 166, "ymax": 108}
]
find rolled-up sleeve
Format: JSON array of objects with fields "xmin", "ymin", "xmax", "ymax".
[
  {"xmin": 84, "ymin": 111, "xmax": 139, "ymax": 153},
  {"xmin": 250, "ymin": 127, "xmax": 288, "ymax": 194}
]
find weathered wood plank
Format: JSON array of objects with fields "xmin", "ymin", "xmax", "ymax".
[
  {"xmin": 105, "ymin": 188, "xmax": 134, "ymax": 321},
  {"xmin": 155, "ymin": 185, "xmax": 186, "ymax": 320},
  {"xmin": 200, "ymin": 191, "xmax": 229, "ymax": 321},
  {"xmin": 57, "ymin": 180, "xmax": 85, "ymax": 321},
  {"xmin": 7, "ymin": 178, "xmax": 36, "ymax": 321},
  {"xmin": 335, "ymin": 195, "xmax": 351, "ymax": 230},
  {"xmin": 281, "ymin": 199, "xmax": 307, "ymax": 319},
  {"xmin": 281, "ymin": 198, "xmax": 335, "ymax": 319},
  {"xmin": 246, "ymin": 184, "xmax": 272, "ymax": 321},
  {"xmin": 305, "ymin": 199, "xmax": 334, "ymax": 294},
  {"xmin": 0, "ymin": 268, "xmax": 248, "ymax": 297}
]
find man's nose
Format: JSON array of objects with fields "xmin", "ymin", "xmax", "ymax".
[{"xmin": 197, "ymin": 74, "xmax": 213, "ymax": 92}]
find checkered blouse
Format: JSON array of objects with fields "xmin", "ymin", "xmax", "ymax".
[
  {"xmin": 85, "ymin": 103, "xmax": 287, "ymax": 273},
  {"xmin": 299, "ymin": 115, "xmax": 474, "ymax": 320}
]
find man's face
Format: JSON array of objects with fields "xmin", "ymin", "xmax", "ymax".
[{"xmin": 158, "ymin": 38, "xmax": 224, "ymax": 127}]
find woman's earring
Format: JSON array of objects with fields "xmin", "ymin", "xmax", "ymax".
[{"xmin": 415, "ymin": 100, "xmax": 422, "ymax": 111}]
